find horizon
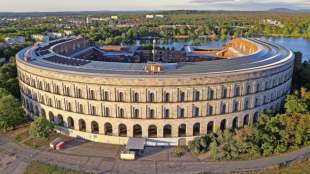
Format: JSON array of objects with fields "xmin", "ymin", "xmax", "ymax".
[{"xmin": 0, "ymin": 0, "xmax": 310, "ymax": 12}]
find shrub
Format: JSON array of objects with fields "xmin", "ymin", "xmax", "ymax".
[{"xmin": 29, "ymin": 117, "xmax": 54, "ymax": 138}]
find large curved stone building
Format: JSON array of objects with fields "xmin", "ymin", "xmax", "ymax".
[{"xmin": 16, "ymin": 37, "xmax": 294, "ymax": 146}]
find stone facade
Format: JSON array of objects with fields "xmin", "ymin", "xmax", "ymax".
[{"xmin": 16, "ymin": 38, "xmax": 295, "ymax": 146}]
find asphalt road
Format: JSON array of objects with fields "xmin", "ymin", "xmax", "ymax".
[{"xmin": 0, "ymin": 135, "xmax": 310, "ymax": 174}]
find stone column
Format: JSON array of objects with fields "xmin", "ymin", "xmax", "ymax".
[{"xmin": 186, "ymin": 124, "xmax": 193, "ymax": 137}]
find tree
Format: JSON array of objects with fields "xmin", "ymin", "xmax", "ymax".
[
  {"xmin": 284, "ymin": 95, "xmax": 308, "ymax": 114},
  {"xmin": 0, "ymin": 91, "xmax": 24, "ymax": 131},
  {"xmin": 29, "ymin": 117, "xmax": 54, "ymax": 138}
]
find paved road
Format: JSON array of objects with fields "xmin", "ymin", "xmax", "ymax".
[{"xmin": 0, "ymin": 135, "xmax": 310, "ymax": 174}]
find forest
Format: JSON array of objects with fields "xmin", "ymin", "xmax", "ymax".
[{"xmin": 1, "ymin": 11, "xmax": 310, "ymax": 45}]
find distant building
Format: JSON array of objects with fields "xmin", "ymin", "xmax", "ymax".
[
  {"xmin": 46, "ymin": 32, "xmax": 63, "ymax": 39},
  {"xmin": 5, "ymin": 36, "xmax": 25, "ymax": 45},
  {"xmin": 146, "ymin": 14, "xmax": 164, "ymax": 19},
  {"xmin": 145, "ymin": 15, "xmax": 154, "ymax": 19},
  {"xmin": 31, "ymin": 34, "xmax": 50, "ymax": 43},
  {"xmin": 63, "ymin": 30, "xmax": 74, "ymax": 36},
  {"xmin": 263, "ymin": 19, "xmax": 284, "ymax": 28},
  {"xmin": 111, "ymin": 16, "xmax": 119, "ymax": 20},
  {"xmin": 155, "ymin": 14, "xmax": 164, "ymax": 18}
]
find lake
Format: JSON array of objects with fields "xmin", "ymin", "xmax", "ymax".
[{"xmin": 260, "ymin": 37, "xmax": 310, "ymax": 61}]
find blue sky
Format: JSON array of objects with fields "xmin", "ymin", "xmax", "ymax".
[{"xmin": 0, "ymin": 0, "xmax": 310, "ymax": 12}]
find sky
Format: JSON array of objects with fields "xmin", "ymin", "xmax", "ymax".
[{"xmin": 0, "ymin": 0, "xmax": 310, "ymax": 12}]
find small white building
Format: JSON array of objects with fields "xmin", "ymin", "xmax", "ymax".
[
  {"xmin": 146, "ymin": 15, "xmax": 154, "ymax": 19},
  {"xmin": 146, "ymin": 14, "xmax": 164, "ymax": 19},
  {"xmin": 155, "ymin": 14, "xmax": 164, "ymax": 18},
  {"xmin": 111, "ymin": 16, "xmax": 119, "ymax": 20},
  {"xmin": 32, "ymin": 34, "xmax": 50, "ymax": 43},
  {"xmin": 46, "ymin": 32, "xmax": 63, "ymax": 39},
  {"xmin": 64, "ymin": 30, "xmax": 74, "ymax": 36}
]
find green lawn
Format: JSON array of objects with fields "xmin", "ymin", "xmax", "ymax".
[
  {"xmin": 7, "ymin": 126, "xmax": 73, "ymax": 149},
  {"xmin": 24, "ymin": 161, "xmax": 86, "ymax": 174}
]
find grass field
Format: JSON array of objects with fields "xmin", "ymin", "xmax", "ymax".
[
  {"xmin": 3, "ymin": 125, "xmax": 73, "ymax": 149},
  {"xmin": 24, "ymin": 161, "xmax": 85, "ymax": 174}
]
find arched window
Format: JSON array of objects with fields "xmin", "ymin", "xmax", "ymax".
[
  {"xmin": 246, "ymin": 85, "xmax": 251, "ymax": 95},
  {"xmin": 207, "ymin": 121, "xmax": 214, "ymax": 134},
  {"xmin": 104, "ymin": 91, "xmax": 109, "ymax": 101},
  {"xmin": 90, "ymin": 106, "xmax": 96, "ymax": 116},
  {"xmin": 57, "ymin": 114, "xmax": 64, "ymax": 126},
  {"xmin": 41, "ymin": 109, "xmax": 46, "ymax": 118},
  {"xmin": 165, "ymin": 93, "xmax": 170, "ymax": 102},
  {"xmin": 232, "ymin": 117, "xmax": 238, "ymax": 130},
  {"xmin": 76, "ymin": 88, "xmax": 82, "ymax": 98},
  {"xmin": 148, "ymin": 125, "xmax": 157, "ymax": 138},
  {"xmin": 67, "ymin": 102, "xmax": 72, "ymax": 112},
  {"xmin": 243, "ymin": 114, "xmax": 249, "ymax": 126},
  {"xmin": 233, "ymin": 101, "xmax": 239, "ymax": 112},
  {"xmin": 235, "ymin": 86, "xmax": 241, "ymax": 97},
  {"xmin": 79, "ymin": 119, "xmax": 86, "ymax": 132},
  {"xmin": 193, "ymin": 91, "xmax": 200, "ymax": 101},
  {"xmin": 133, "ymin": 124, "xmax": 142, "ymax": 138},
  {"xmin": 178, "ymin": 124, "xmax": 186, "ymax": 137},
  {"xmin": 222, "ymin": 87, "xmax": 227, "ymax": 98},
  {"xmin": 208, "ymin": 88, "xmax": 214, "ymax": 100},
  {"xmin": 119, "ymin": 124, "xmax": 127, "ymax": 137},
  {"xmin": 132, "ymin": 109, "xmax": 139, "ymax": 118},
  {"xmin": 179, "ymin": 91, "xmax": 185, "ymax": 102},
  {"xmin": 192, "ymin": 106, "xmax": 199, "ymax": 117},
  {"xmin": 119, "ymin": 108, "xmax": 124, "ymax": 118},
  {"xmin": 79, "ymin": 104, "xmax": 84, "ymax": 114},
  {"xmin": 207, "ymin": 105, "xmax": 213, "ymax": 116},
  {"xmin": 221, "ymin": 103, "xmax": 226, "ymax": 114},
  {"xmin": 91, "ymin": 121, "xmax": 99, "ymax": 134},
  {"xmin": 89, "ymin": 90, "xmax": 95, "ymax": 100},
  {"xmin": 178, "ymin": 107, "xmax": 184, "ymax": 118},
  {"xmin": 105, "ymin": 107, "xmax": 110, "ymax": 117},
  {"xmin": 163, "ymin": 125, "xmax": 172, "ymax": 138},
  {"xmin": 149, "ymin": 109, "xmax": 155, "ymax": 119},
  {"xmin": 104, "ymin": 123, "xmax": 113, "ymax": 135},
  {"xmin": 148, "ymin": 93, "xmax": 155, "ymax": 102},
  {"xmin": 48, "ymin": 112, "xmax": 55, "ymax": 123},
  {"xmin": 119, "ymin": 92, "xmax": 124, "ymax": 102},
  {"xmin": 193, "ymin": 123, "xmax": 200, "ymax": 136},
  {"xmin": 164, "ymin": 109, "xmax": 170, "ymax": 118},
  {"xmin": 134, "ymin": 93, "xmax": 139, "ymax": 102},
  {"xmin": 67, "ymin": 117, "xmax": 74, "ymax": 129},
  {"xmin": 220, "ymin": 119, "xmax": 226, "ymax": 131}
]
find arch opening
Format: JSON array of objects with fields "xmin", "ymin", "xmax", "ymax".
[
  {"xmin": 163, "ymin": 125, "xmax": 172, "ymax": 138},
  {"xmin": 148, "ymin": 125, "xmax": 157, "ymax": 138},
  {"xmin": 133, "ymin": 124, "xmax": 142, "ymax": 138}
]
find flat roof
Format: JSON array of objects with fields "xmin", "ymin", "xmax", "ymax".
[
  {"xmin": 16, "ymin": 38, "xmax": 294, "ymax": 77},
  {"xmin": 127, "ymin": 138, "xmax": 145, "ymax": 150}
]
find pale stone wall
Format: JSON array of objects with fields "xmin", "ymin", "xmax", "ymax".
[{"xmin": 16, "ymin": 54, "xmax": 294, "ymax": 146}]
